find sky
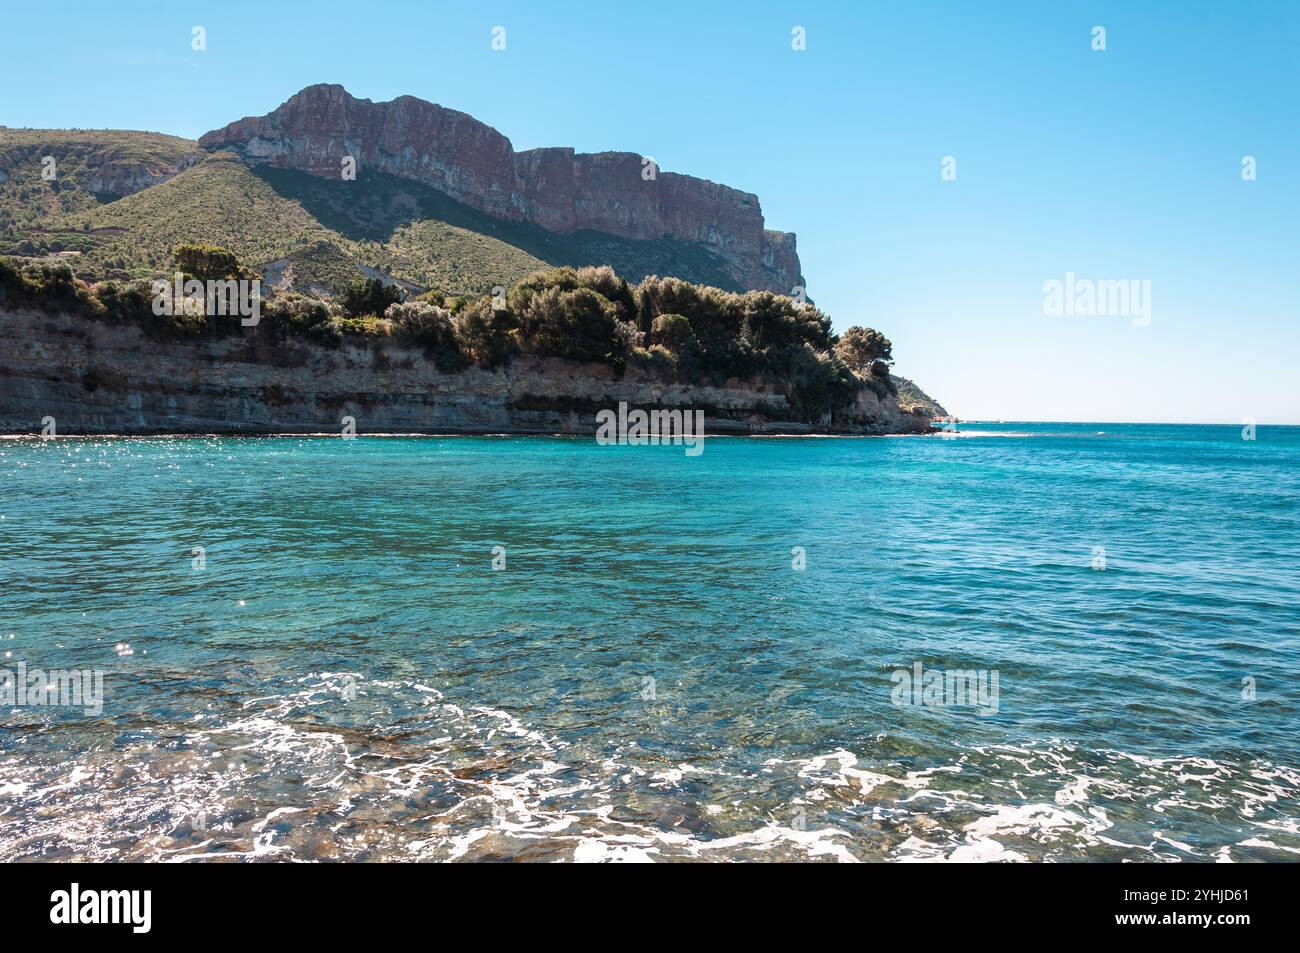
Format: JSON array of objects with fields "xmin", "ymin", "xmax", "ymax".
[{"xmin": 2, "ymin": 1, "xmax": 1296, "ymax": 422}]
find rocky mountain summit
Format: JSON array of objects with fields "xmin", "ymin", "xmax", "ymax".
[{"xmin": 200, "ymin": 84, "xmax": 803, "ymax": 295}]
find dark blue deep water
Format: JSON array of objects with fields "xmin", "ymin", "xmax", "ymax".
[{"xmin": 2, "ymin": 423, "xmax": 1298, "ymax": 861}]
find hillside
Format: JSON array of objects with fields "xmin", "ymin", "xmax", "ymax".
[
  {"xmin": 0, "ymin": 128, "xmax": 196, "ymax": 235},
  {"xmin": 0, "ymin": 85, "xmax": 795, "ymax": 297},
  {"xmin": 201, "ymin": 83, "xmax": 803, "ymax": 293},
  {"xmin": 0, "ymin": 99, "xmax": 949, "ymax": 417},
  {"xmin": 1, "ymin": 146, "xmax": 744, "ymax": 296},
  {"xmin": 893, "ymin": 375, "xmax": 949, "ymax": 419}
]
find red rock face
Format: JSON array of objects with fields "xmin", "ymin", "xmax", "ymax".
[{"xmin": 200, "ymin": 85, "xmax": 804, "ymax": 294}]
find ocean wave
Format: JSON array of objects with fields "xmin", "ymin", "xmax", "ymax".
[{"xmin": 2, "ymin": 675, "xmax": 1297, "ymax": 862}]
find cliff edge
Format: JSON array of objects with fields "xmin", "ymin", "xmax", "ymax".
[{"xmin": 200, "ymin": 85, "xmax": 804, "ymax": 296}]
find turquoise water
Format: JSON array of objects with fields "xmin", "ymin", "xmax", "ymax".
[{"xmin": 2, "ymin": 423, "xmax": 1298, "ymax": 861}]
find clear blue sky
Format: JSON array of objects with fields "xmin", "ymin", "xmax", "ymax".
[{"xmin": 3, "ymin": 1, "xmax": 1296, "ymax": 422}]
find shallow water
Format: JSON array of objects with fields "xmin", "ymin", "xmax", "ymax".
[{"xmin": 1, "ymin": 423, "xmax": 1298, "ymax": 861}]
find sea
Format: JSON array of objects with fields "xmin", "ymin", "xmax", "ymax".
[{"xmin": 1, "ymin": 422, "xmax": 1297, "ymax": 861}]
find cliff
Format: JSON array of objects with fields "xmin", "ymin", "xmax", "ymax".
[
  {"xmin": 892, "ymin": 375, "xmax": 949, "ymax": 419},
  {"xmin": 0, "ymin": 306, "xmax": 928, "ymax": 437},
  {"xmin": 199, "ymin": 85, "xmax": 804, "ymax": 295},
  {"xmin": 0, "ymin": 129, "xmax": 199, "ymax": 235}
]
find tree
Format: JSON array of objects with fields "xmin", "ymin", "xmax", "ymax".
[
  {"xmin": 173, "ymin": 244, "xmax": 243, "ymax": 281},
  {"xmin": 341, "ymin": 277, "xmax": 403, "ymax": 317},
  {"xmin": 386, "ymin": 300, "xmax": 463, "ymax": 370},
  {"xmin": 515, "ymin": 285, "xmax": 620, "ymax": 364},
  {"xmin": 0, "ymin": 255, "xmax": 24, "ymax": 294},
  {"xmin": 452, "ymin": 298, "xmax": 515, "ymax": 365},
  {"xmin": 834, "ymin": 325, "xmax": 893, "ymax": 372},
  {"xmin": 650, "ymin": 313, "xmax": 697, "ymax": 353}
]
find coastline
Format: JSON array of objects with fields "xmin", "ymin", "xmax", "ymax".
[
  {"xmin": 0, "ymin": 305, "xmax": 934, "ymax": 438},
  {"xmin": 0, "ymin": 429, "xmax": 939, "ymax": 439}
]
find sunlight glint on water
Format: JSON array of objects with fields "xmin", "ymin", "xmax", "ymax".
[{"xmin": 1, "ymin": 424, "xmax": 1298, "ymax": 861}]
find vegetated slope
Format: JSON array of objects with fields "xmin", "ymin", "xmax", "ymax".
[
  {"xmin": 64, "ymin": 153, "xmax": 349, "ymax": 281},
  {"xmin": 0, "ymin": 129, "xmax": 197, "ymax": 234},
  {"xmin": 252, "ymin": 164, "xmax": 741, "ymax": 294},
  {"xmin": 893, "ymin": 375, "xmax": 949, "ymax": 418},
  {"xmin": 3, "ymin": 134, "xmax": 744, "ymax": 296}
]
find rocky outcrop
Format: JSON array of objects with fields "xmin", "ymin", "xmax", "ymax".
[
  {"xmin": 0, "ymin": 130, "xmax": 200, "ymax": 201},
  {"xmin": 892, "ymin": 375, "xmax": 949, "ymax": 419},
  {"xmin": 81, "ymin": 154, "xmax": 199, "ymax": 197},
  {"xmin": 0, "ymin": 307, "xmax": 930, "ymax": 436},
  {"xmin": 200, "ymin": 85, "xmax": 805, "ymax": 295}
]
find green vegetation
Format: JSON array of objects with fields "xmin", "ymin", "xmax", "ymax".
[
  {"xmin": 0, "ymin": 130, "xmax": 928, "ymax": 424},
  {"xmin": 254, "ymin": 164, "xmax": 740, "ymax": 293},
  {"xmin": 834, "ymin": 325, "xmax": 893, "ymax": 371},
  {"xmin": 173, "ymin": 243, "xmax": 246, "ymax": 280},
  {"xmin": 341, "ymin": 277, "xmax": 403, "ymax": 318},
  {"xmin": 893, "ymin": 375, "xmax": 949, "ymax": 419},
  {"xmin": 1, "ymin": 252, "xmax": 903, "ymax": 422},
  {"xmin": 50, "ymin": 154, "xmax": 344, "ymax": 281},
  {"xmin": 1, "ymin": 134, "xmax": 742, "ymax": 295},
  {"xmin": 0, "ymin": 128, "xmax": 197, "ymax": 238}
]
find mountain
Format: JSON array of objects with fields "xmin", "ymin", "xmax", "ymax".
[
  {"xmin": 0, "ymin": 128, "xmax": 197, "ymax": 233},
  {"xmin": 0, "ymin": 86, "xmax": 950, "ymax": 419},
  {"xmin": 1, "ymin": 84, "xmax": 804, "ymax": 297},
  {"xmin": 200, "ymin": 84, "xmax": 803, "ymax": 294}
]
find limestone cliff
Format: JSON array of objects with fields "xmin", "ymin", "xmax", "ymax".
[
  {"xmin": 200, "ymin": 85, "xmax": 805, "ymax": 295},
  {"xmin": 80, "ymin": 153, "xmax": 199, "ymax": 197},
  {"xmin": 0, "ymin": 307, "xmax": 929, "ymax": 437}
]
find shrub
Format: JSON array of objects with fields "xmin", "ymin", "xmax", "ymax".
[
  {"xmin": 452, "ymin": 298, "xmax": 516, "ymax": 365},
  {"xmin": 573, "ymin": 265, "xmax": 637, "ymax": 324},
  {"xmin": 636, "ymin": 275, "xmax": 759, "ymax": 378},
  {"xmin": 90, "ymin": 280, "xmax": 156, "ymax": 324},
  {"xmin": 630, "ymin": 343, "xmax": 679, "ymax": 374},
  {"xmin": 866, "ymin": 359, "xmax": 898, "ymax": 398},
  {"xmin": 650, "ymin": 313, "xmax": 696, "ymax": 353},
  {"xmin": 514, "ymin": 285, "xmax": 620, "ymax": 364},
  {"xmin": 174, "ymin": 244, "xmax": 244, "ymax": 281},
  {"xmin": 22, "ymin": 262, "xmax": 80, "ymax": 307},
  {"xmin": 263, "ymin": 293, "xmax": 335, "ymax": 342},
  {"xmin": 325, "ymin": 315, "xmax": 390, "ymax": 338},
  {"xmin": 613, "ymin": 318, "xmax": 643, "ymax": 353},
  {"xmin": 508, "ymin": 265, "xmax": 636, "ymax": 324},
  {"xmin": 386, "ymin": 300, "xmax": 463, "ymax": 370},
  {"xmin": 411, "ymin": 288, "xmax": 448, "ymax": 308},
  {"xmin": 0, "ymin": 256, "xmax": 27, "ymax": 295},
  {"xmin": 341, "ymin": 277, "xmax": 403, "ymax": 318},
  {"xmin": 784, "ymin": 346, "xmax": 858, "ymax": 419}
]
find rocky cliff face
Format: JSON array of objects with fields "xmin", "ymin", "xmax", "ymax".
[
  {"xmin": 81, "ymin": 153, "xmax": 199, "ymax": 197},
  {"xmin": 0, "ymin": 307, "xmax": 928, "ymax": 437},
  {"xmin": 200, "ymin": 85, "xmax": 804, "ymax": 294}
]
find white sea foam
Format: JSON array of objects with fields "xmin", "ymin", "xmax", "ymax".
[{"xmin": 2, "ymin": 678, "xmax": 1298, "ymax": 863}]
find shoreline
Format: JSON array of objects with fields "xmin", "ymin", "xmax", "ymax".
[
  {"xmin": 0, "ymin": 429, "xmax": 941, "ymax": 440},
  {"xmin": 0, "ymin": 306, "xmax": 935, "ymax": 441}
]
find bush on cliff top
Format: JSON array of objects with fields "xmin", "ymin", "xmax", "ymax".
[
  {"xmin": 341, "ymin": 277, "xmax": 404, "ymax": 318},
  {"xmin": 385, "ymin": 300, "xmax": 464, "ymax": 371},
  {"xmin": 0, "ymin": 253, "xmax": 899, "ymax": 421},
  {"xmin": 174, "ymin": 243, "xmax": 246, "ymax": 282}
]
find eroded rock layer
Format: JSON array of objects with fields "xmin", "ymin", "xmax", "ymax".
[{"xmin": 200, "ymin": 85, "xmax": 804, "ymax": 294}]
